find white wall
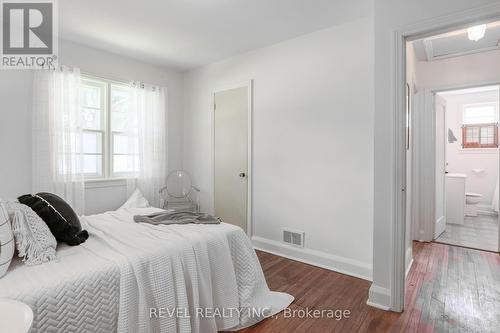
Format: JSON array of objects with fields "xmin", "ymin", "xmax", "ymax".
[
  {"xmin": 443, "ymin": 91, "xmax": 499, "ymax": 210},
  {"xmin": 372, "ymin": 0, "xmax": 500, "ymax": 310},
  {"xmin": 0, "ymin": 40, "xmax": 183, "ymax": 214},
  {"xmin": 183, "ymin": 17, "xmax": 374, "ymax": 280}
]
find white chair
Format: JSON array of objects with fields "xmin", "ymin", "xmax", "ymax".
[
  {"xmin": 160, "ymin": 170, "xmax": 200, "ymax": 213},
  {"xmin": 0, "ymin": 299, "xmax": 33, "ymax": 333}
]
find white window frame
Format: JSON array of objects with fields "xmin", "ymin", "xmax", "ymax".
[{"xmin": 81, "ymin": 75, "xmax": 136, "ymax": 180}]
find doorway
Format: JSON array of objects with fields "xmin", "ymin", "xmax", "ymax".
[
  {"xmin": 406, "ymin": 24, "xmax": 500, "ymax": 254},
  {"xmin": 395, "ymin": 16, "xmax": 500, "ymax": 312},
  {"xmin": 433, "ymin": 85, "xmax": 500, "ymax": 252},
  {"xmin": 212, "ymin": 82, "xmax": 253, "ymax": 234}
]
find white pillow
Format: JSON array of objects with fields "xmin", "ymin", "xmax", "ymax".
[
  {"xmin": 8, "ymin": 202, "xmax": 57, "ymax": 265},
  {"xmin": 120, "ymin": 189, "xmax": 151, "ymax": 209},
  {"xmin": 0, "ymin": 201, "xmax": 15, "ymax": 278}
]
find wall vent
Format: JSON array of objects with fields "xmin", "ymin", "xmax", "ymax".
[{"xmin": 282, "ymin": 228, "xmax": 305, "ymax": 248}]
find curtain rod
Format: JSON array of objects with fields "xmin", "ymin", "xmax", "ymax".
[
  {"xmin": 81, "ymin": 71, "xmax": 160, "ymax": 91},
  {"xmin": 41, "ymin": 67, "xmax": 136, "ymax": 85},
  {"xmin": 81, "ymin": 71, "xmax": 130, "ymax": 85}
]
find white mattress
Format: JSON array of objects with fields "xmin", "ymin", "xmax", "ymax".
[{"xmin": 0, "ymin": 207, "xmax": 293, "ymax": 333}]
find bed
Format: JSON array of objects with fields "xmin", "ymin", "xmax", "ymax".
[{"xmin": 0, "ymin": 207, "xmax": 293, "ymax": 333}]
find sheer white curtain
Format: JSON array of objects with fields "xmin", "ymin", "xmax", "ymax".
[
  {"xmin": 32, "ymin": 67, "xmax": 85, "ymax": 214},
  {"xmin": 126, "ymin": 83, "xmax": 167, "ymax": 208}
]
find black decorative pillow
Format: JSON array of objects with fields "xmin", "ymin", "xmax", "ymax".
[{"xmin": 18, "ymin": 193, "xmax": 89, "ymax": 246}]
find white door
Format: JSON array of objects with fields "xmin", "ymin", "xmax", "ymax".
[
  {"xmin": 214, "ymin": 87, "xmax": 248, "ymax": 232},
  {"xmin": 435, "ymin": 94, "xmax": 447, "ymax": 239}
]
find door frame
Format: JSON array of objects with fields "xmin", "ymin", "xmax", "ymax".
[
  {"xmin": 391, "ymin": 5, "xmax": 500, "ymax": 312},
  {"xmin": 210, "ymin": 80, "xmax": 254, "ymax": 236},
  {"xmin": 427, "ymin": 83, "xmax": 500, "ymax": 239},
  {"xmin": 434, "ymin": 93, "xmax": 447, "ymax": 240}
]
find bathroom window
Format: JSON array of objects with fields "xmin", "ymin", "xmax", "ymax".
[{"xmin": 462, "ymin": 103, "xmax": 499, "ymax": 148}]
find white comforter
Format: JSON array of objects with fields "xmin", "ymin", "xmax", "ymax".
[{"xmin": 0, "ymin": 207, "xmax": 293, "ymax": 333}]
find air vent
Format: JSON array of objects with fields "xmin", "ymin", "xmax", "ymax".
[{"xmin": 282, "ymin": 229, "xmax": 304, "ymax": 248}]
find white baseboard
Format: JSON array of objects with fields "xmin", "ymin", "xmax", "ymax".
[
  {"xmin": 368, "ymin": 249, "xmax": 412, "ymax": 311},
  {"xmin": 405, "ymin": 247, "xmax": 413, "ymax": 277},
  {"xmin": 251, "ymin": 236, "xmax": 372, "ymax": 281},
  {"xmin": 367, "ymin": 284, "xmax": 391, "ymax": 310}
]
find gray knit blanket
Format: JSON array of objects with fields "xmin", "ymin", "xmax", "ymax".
[{"xmin": 133, "ymin": 211, "xmax": 222, "ymax": 225}]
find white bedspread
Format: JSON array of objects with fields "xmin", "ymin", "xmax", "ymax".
[{"xmin": 0, "ymin": 207, "xmax": 293, "ymax": 333}]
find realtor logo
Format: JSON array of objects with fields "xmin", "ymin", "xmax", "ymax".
[{"xmin": 1, "ymin": 0, "xmax": 58, "ymax": 69}]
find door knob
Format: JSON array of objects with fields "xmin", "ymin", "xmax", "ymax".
[{"xmin": 239, "ymin": 172, "xmax": 246, "ymax": 178}]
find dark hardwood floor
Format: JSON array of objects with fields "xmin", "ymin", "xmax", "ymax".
[{"xmin": 238, "ymin": 242, "xmax": 500, "ymax": 333}]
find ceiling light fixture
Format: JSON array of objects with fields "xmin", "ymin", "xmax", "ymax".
[{"xmin": 467, "ymin": 24, "xmax": 486, "ymax": 41}]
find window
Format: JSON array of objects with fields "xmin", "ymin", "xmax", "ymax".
[
  {"xmin": 81, "ymin": 79, "xmax": 105, "ymax": 177},
  {"xmin": 462, "ymin": 103, "xmax": 499, "ymax": 149},
  {"xmin": 80, "ymin": 77, "xmax": 138, "ymax": 178}
]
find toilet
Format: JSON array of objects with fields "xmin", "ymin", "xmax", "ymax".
[{"xmin": 465, "ymin": 193, "xmax": 482, "ymax": 217}]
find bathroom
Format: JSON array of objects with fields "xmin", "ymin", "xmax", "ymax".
[{"xmin": 435, "ymin": 86, "xmax": 499, "ymax": 252}]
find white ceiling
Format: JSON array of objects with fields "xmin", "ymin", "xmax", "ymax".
[
  {"xmin": 413, "ymin": 21, "xmax": 500, "ymax": 62},
  {"xmin": 59, "ymin": 0, "xmax": 371, "ymax": 71}
]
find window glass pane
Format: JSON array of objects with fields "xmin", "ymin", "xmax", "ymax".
[
  {"xmin": 113, "ymin": 133, "xmax": 138, "ymax": 154},
  {"xmin": 81, "ymin": 108, "xmax": 102, "ymax": 130},
  {"xmin": 480, "ymin": 126, "xmax": 495, "ymax": 145},
  {"xmin": 83, "ymin": 155, "xmax": 102, "ymax": 176},
  {"xmin": 83, "ymin": 131, "xmax": 102, "ymax": 154},
  {"xmin": 113, "ymin": 155, "xmax": 139, "ymax": 174},
  {"xmin": 466, "ymin": 127, "xmax": 479, "ymax": 143},
  {"xmin": 111, "ymin": 85, "xmax": 132, "ymax": 132},
  {"xmin": 463, "ymin": 105, "xmax": 497, "ymax": 124},
  {"xmin": 81, "ymin": 85, "xmax": 101, "ymax": 108}
]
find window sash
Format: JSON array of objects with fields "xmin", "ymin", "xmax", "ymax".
[
  {"xmin": 81, "ymin": 75, "xmax": 136, "ymax": 180},
  {"xmin": 110, "ymin": 131, "xmax": 139, "ymax": 177},
  {"xmin": 462, "ymin": 123, "xmax": 499, "ymax": 148}
]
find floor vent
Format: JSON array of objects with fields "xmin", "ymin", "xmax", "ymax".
[{"xmin": 282, "ymin": 229, "xmax": 305, "ymax": 248}]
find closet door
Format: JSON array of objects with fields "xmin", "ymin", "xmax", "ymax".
[{"xmin": 214, "ymin": 87, "xmax": 248, "ymax": 232}]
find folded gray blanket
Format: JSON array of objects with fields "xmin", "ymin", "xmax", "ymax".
[{"xmin": 133, "ymin": 211, "xmax": 222, "ymax": 225}]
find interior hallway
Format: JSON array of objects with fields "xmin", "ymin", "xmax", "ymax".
[{"xmin": 235, "ymin": 242, "xmax": 500, "ymax": 332}]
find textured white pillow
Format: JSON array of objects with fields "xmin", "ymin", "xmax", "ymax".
[
  {"xmin": 8, "ymin": 202, "xmax": 57, "ymax": 265},
  {"xmin": 120, "ymin": 189, "xmax": 151, "ymax": 209},
  {"xmin": 0, "ymin": 200, "xmax": 15, "ymax": 278}
]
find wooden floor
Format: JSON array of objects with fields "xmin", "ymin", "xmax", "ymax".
[{"xmin": 237, "ymin": 242, "xmax": 500, "ymax": 333}]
